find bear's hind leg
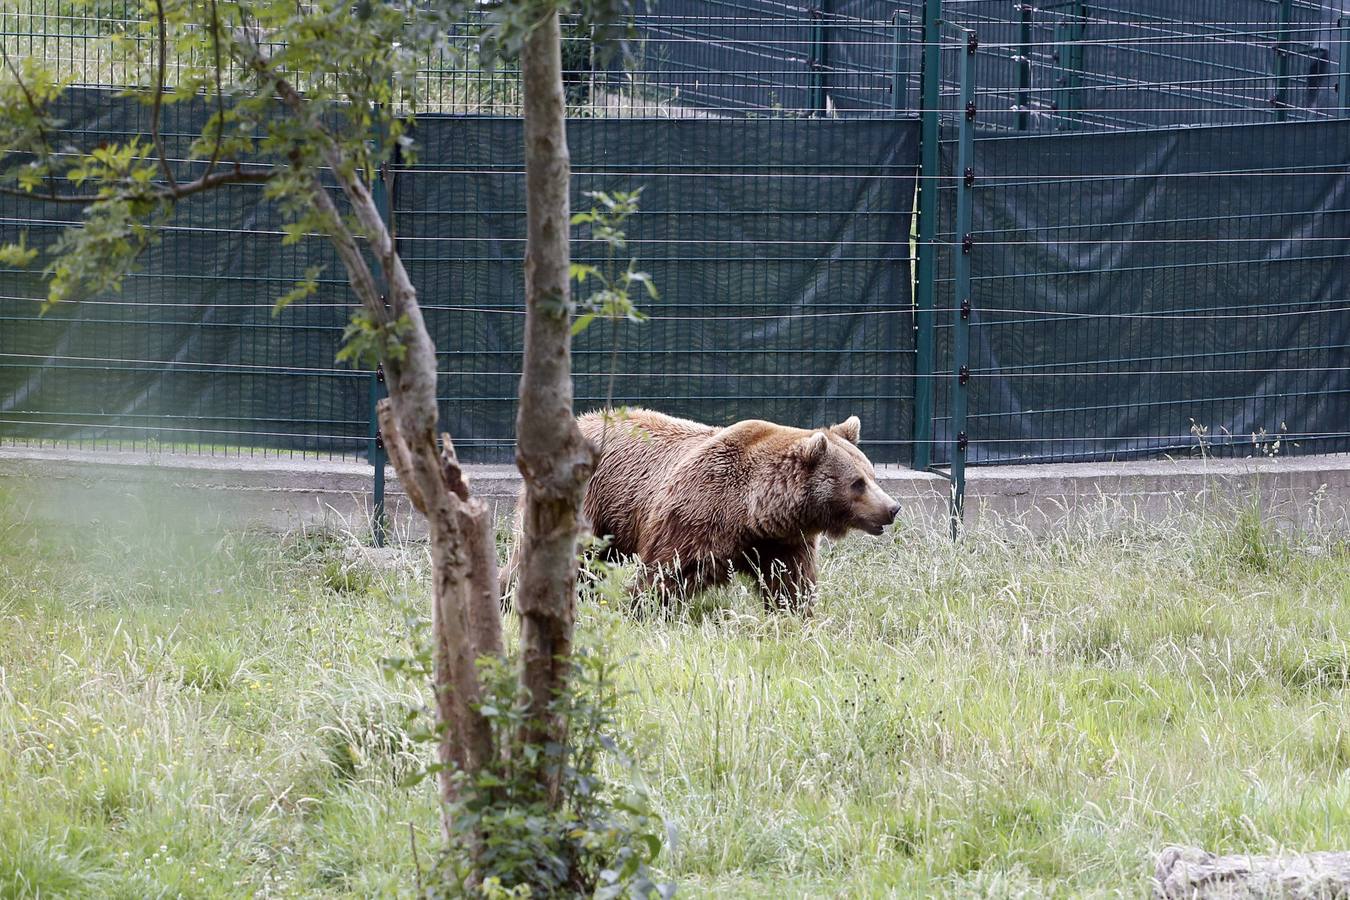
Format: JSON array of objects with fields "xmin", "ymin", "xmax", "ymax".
[{"xmin": 630, "ymin": 554, "xmax": 729, "ymax": 614}]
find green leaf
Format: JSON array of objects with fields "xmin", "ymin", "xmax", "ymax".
[
  {"xmin": 272, "ymin": 265, "xmax": 324, "ymax": 315},
  {"xmin": 570, "ymin": 262, "xmax": 600, "ymax": 283},
  {"xmin": 570, "ymin": 312, "xmax": 597, "ymax": 335},
  {"xmin": 0, "ymin": 235, "xmax": 38, "ymax": 268}
]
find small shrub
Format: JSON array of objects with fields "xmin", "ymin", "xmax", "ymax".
[{"xmin": 388, "ymin": 595, "xmax": 671, "ymax": 898}]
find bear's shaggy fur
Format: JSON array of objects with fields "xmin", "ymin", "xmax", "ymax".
[{"xmin": 576, "ymin": 407, "xmax": 899, "ymax": 610}]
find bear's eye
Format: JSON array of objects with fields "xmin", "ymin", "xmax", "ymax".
[{"xmin": 851, "ymin": 477, "xmax": 866, "ymax": 493}]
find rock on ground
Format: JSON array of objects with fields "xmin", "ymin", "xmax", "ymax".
[{"xmin": 1155, "ymin": 846, "xmax": 1350, "ymax": 899}]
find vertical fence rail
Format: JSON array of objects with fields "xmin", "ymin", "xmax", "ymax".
[
  {"xmin": 1052, "ymin": 2, "xmax": 1086, "ymax": 131},
  {"xmin": 911, "ymin": 0, "xmax": 941, "ymax": 471},
  {"xmin": 807, "ymin": 0, "xmax": 828, "ymax": 115},
  {"xmin": 370, "ymin": 367, "xmax": 387, "ymax": 545},
  {"xmin": 890, "ymin": 13, "xmax": 906, "ymax": 112},
  {"xmin": 949, "ymin": 29, "xmax": 976, "ymax": 538},
  {"xmin": 1274, "ymin": 0, "xmax": 1294, "ymax": 121},
  {"xmin": 1339, "ymin": 16, "xmax": 1350, "ymax": 116},
  {"xmin": 1016, "ymin": 3, "xmax": 1032, "ymax": 132},
  {"xmin": 369, "ymin": 120, "xmax": 393, "ymax": 547}
]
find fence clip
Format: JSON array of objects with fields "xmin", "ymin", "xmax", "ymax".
[
  {"xmin": 965, "ymin": 100, "xmax": 977, "ymax": 120},
  {"xmin": 960, "ymin": 297, "xmax": 971, "ymax": 319},
  {"xmin": 964, "ymin": 166, "xmax": 975, "ymax": 187},
  {"xmin": 375, "ymin": 430, "xmax": 385, "ymax": 451},
  {"xmin": 962, "ymin": 233, "xmax": 973, "ymax": 254},
  {"xmin": 956, "ymin": 431, "xmax": 968, "ymax": 452},
  {"xmin": 958, "ymin": 365, "xmax": 971, "ymax": 384},
  {"xmin": 376, "ymin": 364, "xmax": 385, "ymax": 384},
  {"xmin": 967, "ymin": 33, "xmax": 979, "ymax": 54}
]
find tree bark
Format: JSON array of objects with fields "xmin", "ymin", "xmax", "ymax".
[
  {"xmin": 247, "ymin": 26, "xmax": 510, "ymax": 818},
  {"xmin": 514, "ymin": 9, "xmax": 596, "ymax": 792},
  {"xmin": 1155, "ymin": 846, "xmax": 1350, "ymax": 899}
]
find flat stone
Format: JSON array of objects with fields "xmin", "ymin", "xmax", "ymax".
[{"xmin": 1155, "ymin": 846, "xmax": 1350, "ymax": 899}]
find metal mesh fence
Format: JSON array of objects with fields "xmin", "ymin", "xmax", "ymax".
[
  {"xmin": 931, "ymin": 113, "xmax": 1350, "ymax": 465},
  {"xmin": 403, "ymin": 117, "xmax": 918, "ymax": 463},
  {"xmin": 0, "ymin": 88, "xmax": 367, "ymax": 458},
  {"xmin": 930, "ymin": 0, "xmax": 1350, "ymax": 132},
  {"xmin": 923, "ymin": 22, "xmax": 1350, "ymax": 480},
  {"xmin": 4, "ymin": 1, "xmax": 1350, "ymax": 478}
]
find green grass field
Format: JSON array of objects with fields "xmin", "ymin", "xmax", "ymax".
[{"xmin": 3, "ymin": 481, "xmax": 1349, "ymax": 898}]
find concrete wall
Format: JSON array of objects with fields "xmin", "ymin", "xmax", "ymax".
[{"xmin": 2, "ymin": 446, "xmax": 1347, "ymax": 537}]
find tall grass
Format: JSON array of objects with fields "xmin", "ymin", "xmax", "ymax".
[{"xmin": 2, "ymin": 481, "xmax": 1348, "ymax": 897}]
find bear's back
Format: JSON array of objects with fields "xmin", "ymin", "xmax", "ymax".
[{"xmin": 578, "ymin": 408, "xmax": 720, "ymax": 556}]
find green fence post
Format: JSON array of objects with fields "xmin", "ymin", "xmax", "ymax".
[
  {"xmin": 1273, "ymin": 0, "xmax": 1293, "ymax": 121},
  {"xmin": 1053, "ymin": 2, "xmax": 1086, "ymax": 130},
  {"xmin": 369, "ymin": 366, "xmax": 386, "ymax": 546},
  {"xmin": 890, "ymin": 13, "xmax": 906, "ymax": 112},
  {"xmin": 1338, "ymin": 16, "xmax": 1349, "ymax": 117},
  {"xmin": 1017, "ymin": 3, "xmax": 1033, "ymax": 131},
  {"xmin": 950, "ymin": 28, "xmax": 976, "ymax": 539},
  {"xmin": 807, "ymin": 0, "xmax": 829, "ymax": 115},
  {"xmin": 910, "ymin": 0, "xmax": 940, "ymax": 471},
  {"xmin": 369, "ymin": 115, "xmax": 393, "ymax": 548}
]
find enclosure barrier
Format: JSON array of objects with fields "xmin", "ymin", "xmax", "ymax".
[{"xmin": 3, "ymin": 1, "xmax": 1350, "ymax": 538}]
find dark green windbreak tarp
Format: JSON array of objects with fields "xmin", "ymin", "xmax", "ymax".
[
  {"xmin": 932, "ymin": 118, "xmax": 1350, "ymax": 464},
  {"xmin": 403, "ymin": 116, "xmax": 920, "ymax": 463},
  {"xmin": 1, "ymin": 89, "xmax": 920, "ymax": 463},
  {"xmin": 0, "ymin": 88, "xmax": 364, "ymax": 456}
]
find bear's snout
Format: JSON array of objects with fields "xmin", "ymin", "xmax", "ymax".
[{"xmin": 855, "ymin": 489, "xmax": 900, "ymax": 535}]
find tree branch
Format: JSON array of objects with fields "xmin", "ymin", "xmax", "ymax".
[
  {"xmin": 150, "ymin": 0, "xmax": 178, "ymax": 193},
  {"xmin": 376, "ymin": 398, "xmax": 428, "ymax": 515},
  {"xmin": 203, "ymin": 0, "xmax": 227, "ymax": 178},
  {"xmin": 0, "ymin": 167, "xmax": 272, "ymax": 206},
  {"xmin": 295, "ymin": 158, "xmax": 388, "ymax": 327},
  {"xmin": 0, "ymin": 184, "xmax": 102, "ymax": 204},
  {"xmin": 0, "ymin": 41, "xmax": 58, "ymax": 179}
]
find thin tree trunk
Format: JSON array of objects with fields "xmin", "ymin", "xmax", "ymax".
[
  {"xmin": 378, "ymin": 402, "xmax": 503, "ymax": 834},
  {"xmin": 288, "ymin": 104, "xmax": 505, "ymax": 826},
  {"xmin": 514, "ymin": 9, "xmax": 596, "ymax": 794}
]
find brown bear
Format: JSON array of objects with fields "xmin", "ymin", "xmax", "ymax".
[{"xmin": 574, "ymin": 407, "xmax": 899, "ymax": 611}]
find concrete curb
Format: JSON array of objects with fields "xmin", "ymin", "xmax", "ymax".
[{"xmin": 2, "ymin": 446, "xmax": 1347, "ymax": 535}]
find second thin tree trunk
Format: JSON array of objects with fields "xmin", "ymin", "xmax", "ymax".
[{"xmin": 514, "ymin": 9, "xmax": 596, "ymax": 796}]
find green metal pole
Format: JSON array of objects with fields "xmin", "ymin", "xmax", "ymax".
[
  {"xmin": 1274, "ymin": 0, "xmax": 1293, "ymax": 122},
  {"xmin": 950, "ymin": 29, "xmax": 976, "ymax": 540},
  {"xmin": 369, "ymin": 365, "xmax": 386, "ymax": 546},
  {"xmin": 369, "ymin": 113, "xmax": 392, "ymax": 548},
  {"xmin": 1340, "ymin": 17, "xmax": 1350, "ymax": 118},
  {"xmin": 807, "ymin": 0, "xmax": 828, "ymax": 115},
  {"xmin": 890, "ymin": 13, "xmax": 905, "ymax": 112},
  {"xmin": 910, "ymin": 0, "xmax": 940, "ymax": 471},
  {"xmin": 1053, "ymin": 1, "xmax": 1086, "ymax": 131},
  {"xmin": 1017, "ymin": 3, "xmax": 1032, "ymax": 131}
]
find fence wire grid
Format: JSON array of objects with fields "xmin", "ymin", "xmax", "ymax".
[{"xmin": 2, "ymin": 1, "xmax": 1349, "ymax": 477}]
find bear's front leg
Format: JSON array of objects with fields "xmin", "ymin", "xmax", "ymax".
[{"xmin": 739, "ymin": 540, "xmax": 817, "ymax": 613}]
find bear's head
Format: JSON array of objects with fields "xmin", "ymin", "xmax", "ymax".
[{"xmin": 796, "ymin": 416, "xmax": 901, "ymax": 538}]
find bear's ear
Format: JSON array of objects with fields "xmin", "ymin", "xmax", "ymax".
[
  {"xmin": 831, "ymin": 416, "xmax": 861, "ymax": 445},
  {"xmin": 798, "ymin": 432, "xmax": 829, "ymax": 465}
]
